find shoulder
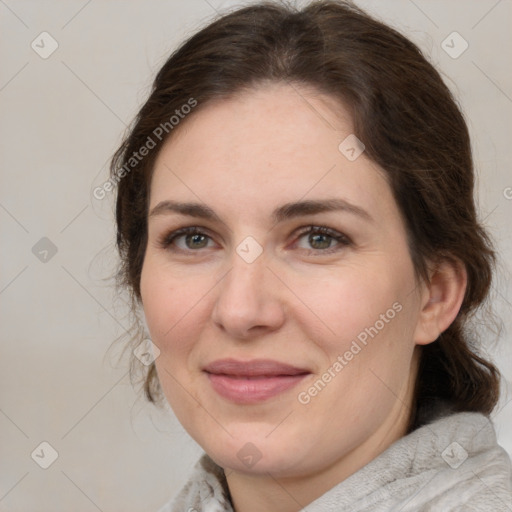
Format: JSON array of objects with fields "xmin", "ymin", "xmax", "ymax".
[{"xmin": 402, "ymin": 411, "xmax": 512, "ymax": 511}]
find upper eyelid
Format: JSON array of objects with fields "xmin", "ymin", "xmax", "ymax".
[{"xmin": 162, "ymin": 224, "xmax": 344, "ymax": 238}]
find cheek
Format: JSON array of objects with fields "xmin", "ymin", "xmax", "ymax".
[
  {"xmin": 288, "ymin": 257, "xmax": 419, "ymax": 408},
  {"xmin": 288, "ymin": 263, "xmax": 405, "ymax": 347},
  {"xmin": 290, "ymin": 266, "xmax": 417, "ymax": 426},
  {"xmin": 140, "ymin": 262, "xmax": 214, "ymax": 417},
  {"xmin": 140, "ymin": 260, "xmax": 209, "ymax": 354}
]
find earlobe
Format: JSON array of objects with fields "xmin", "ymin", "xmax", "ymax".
[{"xmin": 413, "ymin": 259, "xmax": 467, "ymax": 346}]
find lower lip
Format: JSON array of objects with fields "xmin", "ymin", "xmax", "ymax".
[{"xmin": 206, "ymin": 373, "xmax": 309, "ymax": 404}]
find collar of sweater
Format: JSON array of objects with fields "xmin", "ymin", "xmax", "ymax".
[{"xmin": 162, "ymin": 411, "xmax": 512, "ymax": 512}]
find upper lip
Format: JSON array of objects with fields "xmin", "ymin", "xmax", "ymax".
[{"xmin": 203, "ymin": 358, "xmax": 310, "ymax": 377}]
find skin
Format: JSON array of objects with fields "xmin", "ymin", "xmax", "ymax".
[{"xmin": 140, "ymin": 82, "xmax": 466, "ymax": 512}]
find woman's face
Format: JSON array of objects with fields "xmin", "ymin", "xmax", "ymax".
[{"xmin": 140, "ymin": 82, "xmax": 428, "ymax": 478}]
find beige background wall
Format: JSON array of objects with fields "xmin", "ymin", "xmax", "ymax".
[{"xmin": 1, "ymin": 1, "xmax": 511, "ymax": 510}]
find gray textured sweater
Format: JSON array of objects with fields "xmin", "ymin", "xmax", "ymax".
[{"xmin": 158, "ymin": 411, "xmax": 512, "ymax": 511}]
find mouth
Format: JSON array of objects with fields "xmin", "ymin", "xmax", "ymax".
[{"xmin": 202, "ymin": 358, "xmax": 311, "ymax": 404}]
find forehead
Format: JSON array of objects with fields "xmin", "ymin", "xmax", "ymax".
[{"xmin": 149, "ymin": 83, "xmax": 394, "ymax": 222}]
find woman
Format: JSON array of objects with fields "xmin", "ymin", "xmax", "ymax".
[{"xmin": 110, "ymin": 1, "xmax": 512, "ymax": 510}]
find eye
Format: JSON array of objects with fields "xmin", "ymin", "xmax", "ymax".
[
  {"xmin": 157, "ymin": 225, "xmax": 351, "ymax": 256},
  {"xmin": 158, "ymin": 226, "xmax": 216, "ymax": 252},
  {"xmin": 293, "ymin": 225, "xmax": 351, "ymax": 254}
]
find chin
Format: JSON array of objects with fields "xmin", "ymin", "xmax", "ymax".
[{"xmin": 202, "ymin": 434, "xmax": 308, "ymax": 476}]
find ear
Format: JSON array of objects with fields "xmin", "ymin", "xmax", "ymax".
[{"xmin": 413, "ymin": 259, "xmax": 467, "ymax": 346}]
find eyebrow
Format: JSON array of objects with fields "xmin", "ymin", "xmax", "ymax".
[{"xmin": 148, "ymin": 198, "xmax": 373, "ymax": 224}]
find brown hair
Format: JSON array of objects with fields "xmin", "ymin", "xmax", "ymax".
[{"xmin": 110, "ymin": 0, "xmax": 500, "ymax": 428}]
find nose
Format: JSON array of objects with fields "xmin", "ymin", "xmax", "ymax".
[{"xmin": 211, "ymin": 253, "xmax": 286, "ymax": 339}]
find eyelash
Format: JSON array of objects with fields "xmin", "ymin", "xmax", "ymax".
[{"xmin": 157, "ymin": 225, "xmax": 352, "ymax": 256}]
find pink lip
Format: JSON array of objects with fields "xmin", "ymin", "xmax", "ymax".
[{"xmin": 203, "ymin": 358, "xmax": 310, "ymax": 404}]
